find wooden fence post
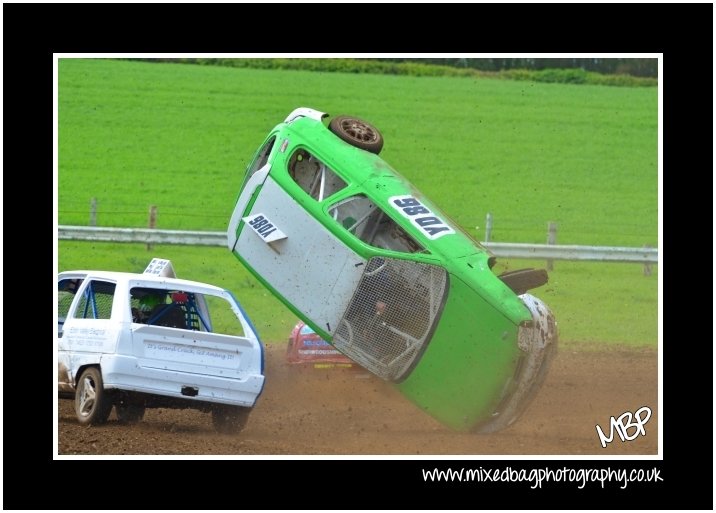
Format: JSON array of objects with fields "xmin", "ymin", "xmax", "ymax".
[
  {"xmin": 485, "ymin": 212, "xmax": 493, "ymax": 243},
  {"xmin": 89, "ymin": 198, "xmax": 97, "ymax": 227},
  {"xmin": 147, "ymin": 205, "xmax": 157, "ymax": 251},
  {"xmin": 643, "ymin": 244, "xmax": 652, "ymax": 276},
  {"xmin": 547, "ymin": 222, "xmax": 557, "ymax": 270}
]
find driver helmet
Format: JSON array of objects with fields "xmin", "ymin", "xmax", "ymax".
[{"xmin": 139, "ymin": 293, "xmax": 163, "ymax": 313}]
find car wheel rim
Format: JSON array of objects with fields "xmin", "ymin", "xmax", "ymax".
[
  {"xmin": 340, "ymin": 119, "xmax": 377, "ymax": 143},
  {"xmin": 78, "ymin": 376, "xmax": 96, "ymax": 417}
]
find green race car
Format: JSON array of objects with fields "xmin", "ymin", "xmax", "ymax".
[{"xmin": 228, "ymin": 107, "xmax": 557, "ymax": 432}]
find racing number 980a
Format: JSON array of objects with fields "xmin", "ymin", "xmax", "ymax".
[
  {"xmin": 242, "ymin": 213, "xmax": 287, "ymax": 243},
  {"xmin": 249, "ymin": 215, "xmax": 277, "ymax": 238}
]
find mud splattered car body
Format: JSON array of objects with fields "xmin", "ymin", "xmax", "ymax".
[{"xmin": 228, "ymin": 108, "xmax": 557, "ymax": 432}]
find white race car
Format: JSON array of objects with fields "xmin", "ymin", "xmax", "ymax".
[{"xmin": 57, "ymin": 258, "xmax": 265, "ymax": 432}]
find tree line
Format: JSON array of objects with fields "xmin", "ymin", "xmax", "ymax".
[{"xmin": 376, "ymin": 58, "xmax": 657, "ymax": 78}]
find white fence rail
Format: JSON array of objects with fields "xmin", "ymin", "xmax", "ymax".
[
  {"xmin": 58, "ymin": 226, "xmax": 659, "ymax": 264},
  {"xmin": 483, "ymin": 242, "xmax": 657, "ymax": 263},
  {"xmin": 59, "ymin": 226, "xmax": 227, "ymax": 247}
]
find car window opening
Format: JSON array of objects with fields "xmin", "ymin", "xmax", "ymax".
[
  {"xmin": 333, "ymin": 257, "xmax": 448, "ymax": 381},
  {"xmin": 288, "ymin": 149, "xmax": 347, "ymax": 201},
  {"xmin": 130, "ymin": 288, "xmax": 210, "ymax": 331},
  {"xmin": 73, "ymin": 280, "xmax": 116, "ymax": 320},
  {"xmin": 329, "ymin": 195, "xmax": 427, "ymax": 254},
  {"xmin": 248, "ymin": 136, "xmax": 276, "ymax": 177},
  {"xmin": 58, "ymin": 278, "xmax": 85, "ymax": 336}
]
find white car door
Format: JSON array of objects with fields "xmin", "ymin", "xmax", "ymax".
[
  {"xmin": 60, "ymin": 277, "xmax": 120, "ymax": 388},
  {"xmin": 231, "ymin": 174, "xmax": 366, "ymax": 335}
]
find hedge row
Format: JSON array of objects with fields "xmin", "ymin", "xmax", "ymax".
[
  {"xmin": 134, "ymin": 58, "xmax": 657, "ymax": 87},
  {"xmin": 499, "ymin": 67, "xmax": 657, "ymax": 87}
]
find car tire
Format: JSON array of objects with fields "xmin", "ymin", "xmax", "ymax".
[
  {"xmin": 115, "ymin": 396, "xmax": 146, "ymax": 424},
  {"xmin": 74, "ymin": 367, "xmax": 113, "ymax": 426},
  {"xmin": 476, "ymin": 342, "xmax": 557, "ymax": 434},
  {"xmin": 212, "ymin": 405, "xmax": 251, "ymax": 434},
  {"xmin": 329, "ymin": 115, "xmax": 384, "ymax": 154},
  {"xmin": 475, "ymin": 293, "xmax": 558, "ymax": 434}
]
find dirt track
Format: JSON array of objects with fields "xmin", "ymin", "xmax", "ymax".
[{"xmin": 57, "ymin": 343, "xmax": 658, "ymax": 456}]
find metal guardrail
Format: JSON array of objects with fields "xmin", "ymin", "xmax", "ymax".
[
  {"xmin": 59, "ymin": 226, "xmax": 227, "ymax": 247},
  {"xmin": 483, "ymin": 242, "xmax": 658, "ymax": 263},
  {"xmin": 58, "ymin": 225, "xmax": 659, "ymax": 264}
]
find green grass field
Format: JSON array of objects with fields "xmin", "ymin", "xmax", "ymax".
[{"xmin": 58, "ymin": 58, "xmax": 658, "ymax": 347}]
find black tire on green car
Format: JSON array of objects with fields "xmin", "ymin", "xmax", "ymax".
[
  {"xmin": 74, "ymin": 367, "xmax": 113, "ymax": 426},
  {"xmin": 329, "ymin": 115, "xmax": 384, "ymax": 154},
  {"xmin": 212, "ymin": 405, "xmax": 252, "ymax": 434}
]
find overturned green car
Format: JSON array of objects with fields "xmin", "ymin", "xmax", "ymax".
[{"xmin": 228, "ymin": 107, "xmax": 557, "ymax": 432}]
